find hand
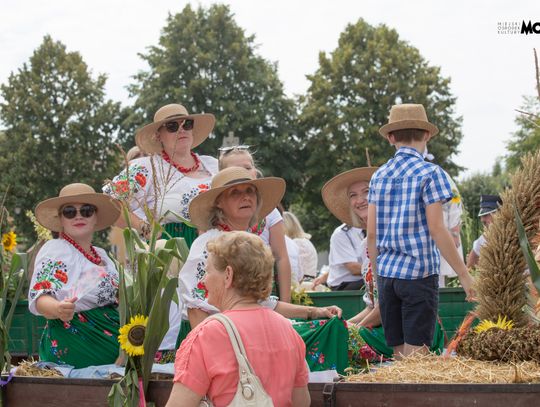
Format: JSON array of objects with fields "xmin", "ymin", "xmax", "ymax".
[
  {"xmin": 312, "ymin": 275, "xmax": 325, "ymax": 289},
  {"xmin": 57, "ymin": 297, "xmax": 77, "ymax": 322},
  {"xmin": 459, "ymin": 272, "xmax": 477, "ymax": 302},
  {"xmin": 315, "ymin": 305, "xmax": 342, "ymax": 319}
]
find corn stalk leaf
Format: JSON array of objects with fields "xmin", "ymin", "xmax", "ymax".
[{"xmin": 514, "ymin": 204, "xmax": 540, "ymax": 292}]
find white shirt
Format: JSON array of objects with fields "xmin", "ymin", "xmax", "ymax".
[
  {"xmin": 103, "ymin": 154, "xmax": 218, "ymax": 223},
  {"xmin": 285, "ymin": 236, "xmax": 301, "ymax": 283},
  {"xmin": 294, "ymin": 238, "xmax": 318, "ymax": 278},
  {"xmin": 473, "ymin": 234, "xmax": 487, "ymax": 256},
  {"xmin": 439, "ymin": 177, "xmax": 464, "ymax": 277},
  {"xmin": 327, "ymin": 224, "xmax": 365, "ymax": 287},
  {"xmin": 28, "ymin": 239, "xmax": 118, "ymax": 315},
  {"xmin": 260, "ymin": 208, "xmax": 282, "ymax": 245}
]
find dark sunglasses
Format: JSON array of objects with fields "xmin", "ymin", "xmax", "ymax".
[
  {"xmin": 163, "ymin": 119, "xmax": 195, "ymax": 133},
  {"xmin": 60, "ymin": 204, "xmax": 97, "ymax": 219}
]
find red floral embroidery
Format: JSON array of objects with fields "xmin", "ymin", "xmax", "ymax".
[
  {"xmin": 40, "ymin": 280, "xmax": 52, "ymax": 290},
  {"xmin": 196, "ymin": 281, "xmax": 209, "ymax": 298},
  {"xmin": 54, "ymin": 270, "xmax": 68, "ymax": 284},
  {"xmin": 318, "ymin": 353, "xmax": 325, "ymax": 364},
  {"xmin": 78, "ymin": 314, "xmax": 88, "ymax": 323},
  {"xmin": 103, "ymin": 330, "xmax": 113, "ymax": 337},
  {"xmin": 198, "ymin": 184, "xmax": 209, "ymax": 191},
  {"xmin": 113, "ymin": 180, "xmax": 129, "ymax": 194},
  {"xmin": 135, "ymin": 173, "xmax": 146, "ymax": 187}
]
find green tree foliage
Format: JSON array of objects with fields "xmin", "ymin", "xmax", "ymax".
[
  {"xmin": 126, "ymin": 4, "xmax": 300, "ymax": 200},
  {"xmin": 0, "ymin": 36, "xmax": 123, "ymax": 241},
  {"xmin": 297, "ymin": 19, "xmax": 464, "ymax": 248},
  {"xmin": 506, "ymin": 96, "xmax": 540, "ymax": 171}
]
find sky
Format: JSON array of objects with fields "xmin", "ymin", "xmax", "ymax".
[{"xmin": 1, "ymin": 0, "xmax": 539, "ymax": 179}]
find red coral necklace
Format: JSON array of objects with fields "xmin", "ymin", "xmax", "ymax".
[
  {"xmin": 61, "ymin": 232, "xmax": 102, "ymax": 265},
  {"xmin": 216, "ymin": 221, "xmax": 265, "ymax": 236},
  {"xmin": 161, "ymin": 150, "xmax": 200, "ymax": 174}
]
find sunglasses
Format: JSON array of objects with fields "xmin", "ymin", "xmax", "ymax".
[
  {"xmin": 162, "ymin": 119, "xmax": 195, "ymax": 133},
  {"xmin": 218, "ymin": 145, "xmax": 251, "ymax": 155},
  {"xmin": 60, "ymin": 204, "xmax": 97, "ymax": 219}
]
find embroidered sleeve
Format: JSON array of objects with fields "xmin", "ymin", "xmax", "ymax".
[
  {"xmin": 28, "ymin": 258, "xmax": 69, "ymax": 315},
  {"xmin": 178, "ymin": 240, "xmax": 219, "ymax": 315},
  {"xmin": 103, "ymin": 161, "xmax": 150, "ymax": 218}
]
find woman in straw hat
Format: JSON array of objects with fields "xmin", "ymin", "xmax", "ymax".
[
  {"xmin": 177, "ymin": 167, "xmax": 342, "ymax": 343},
  {"xmin": 104, "ymin": 103, "xmax": 217, "ymax": 249},
  {"xmin": 28, "ymin": 183, "xmax": 122, "ymax": 368},
  {"xmin": 218, "ymin": 146, "xmax": 294, "ymax": 301}
]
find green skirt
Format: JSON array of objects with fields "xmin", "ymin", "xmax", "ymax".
[
  {"xmin": 163, "ymin": 222, "xmax": 198, "ymax": 249},
  {"xmin": 292, "ymin": 317, "xmax": 350, "ymax": 374},
  {"xmin": 39, "ymin": 305, "xmax": 120, "ymax": 369}
]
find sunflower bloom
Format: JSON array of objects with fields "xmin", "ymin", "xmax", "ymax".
[
  {"xmin": 474, "ymin": 315, "xmax": 514, "ymax": 334},
  {"xmin": 450, "ymin": 189, "xmax": 461, "ymax": 204},
  {"xmin": 2, "ymin": 231, "xmax": 17, "ymax": 252},
  {"xmin": 118, "ymin": 314, "xmax": 148, "ymax": 356}
]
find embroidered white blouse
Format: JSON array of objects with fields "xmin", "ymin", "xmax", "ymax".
[
  {"xmin": 28, "ymin": 239, "xmax": 119, "ymax": 315},
  {"xmin": 177, "ymin": 229, "xmax": 278, "ymax": 319},
  {"xmin": 103, "ymin": 154, "xmax": 218, "ymax": 223}
]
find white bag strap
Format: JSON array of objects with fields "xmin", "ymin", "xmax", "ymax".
[{"xmin": 207, "ymin": 313, "xmax": 255, "ymax": 375}]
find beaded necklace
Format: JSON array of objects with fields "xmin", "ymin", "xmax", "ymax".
[
  {"xmin": 161, "ymin": 150, "xmax": 200, "ymax": 174},
  {"xmin": 60, "ymin": 232, "xmax": 102, "ymax": 265},
  {"xmin": 216, "ymin": 219, "xmax": 266, "ymax": 236}
]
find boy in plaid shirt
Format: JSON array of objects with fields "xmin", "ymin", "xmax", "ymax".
[{"xmin": 367, "ymin": 104, "xmax": 475, "ymax": 359}]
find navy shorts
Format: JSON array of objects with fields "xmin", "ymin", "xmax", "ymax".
[{"xmin": 377, "ymin": 274, "xmax": 438, "ymax": 347}]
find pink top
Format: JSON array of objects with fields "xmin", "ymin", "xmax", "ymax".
[{"xmin": 174, "ymin": 307, "xmax": 309, "ymax": 407}]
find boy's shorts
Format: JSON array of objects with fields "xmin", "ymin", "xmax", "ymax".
[{"xmin": 377, "ymin": 274, "xmax": 438, "ymax": 347}]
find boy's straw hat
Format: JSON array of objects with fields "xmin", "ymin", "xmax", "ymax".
[{"xmin": 379, "ymin": 104, "xmax": 439, "ymax": 138}]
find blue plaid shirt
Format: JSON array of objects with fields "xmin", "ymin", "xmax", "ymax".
[{"xmin": 368, "ymin": 147, "xmax": 452, "ymax": 280}]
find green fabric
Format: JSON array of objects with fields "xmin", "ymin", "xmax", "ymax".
[
  {"xmin": 175, "ymin": 319, "xmax": 192, "ymax": 349},
  {"xmin": 39, "ymin": 305, "xmax": 120, "ymax": 369},
  {"xmin": 163, "ymin": 222, "xmax": 198, "ymax": 249},
  {"xmin": 358, "ymin": 319, "xmax": 445, "ymax": 358},
  {"xmin": 292, "ymin": 317, "xmax": 349, "ymax": 374}
]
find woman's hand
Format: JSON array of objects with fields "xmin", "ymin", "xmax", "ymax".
[
  {"xmin": 314, "ymin": 305, "xmax": 342, "ymax": 319},
  {"xmin": 56, "ymin": 297, "xmax": 77, "ymax": 322}
]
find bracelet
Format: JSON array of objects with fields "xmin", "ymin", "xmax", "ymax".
[{"xmin": 306, "ymin": 307, "xmax": 314, "ymax": 321}]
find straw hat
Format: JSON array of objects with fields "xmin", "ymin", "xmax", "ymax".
[
  {"xmin": 35, "ymin": 183, "xmax": 121, "ymax": 232},
  {"xmin": 379, "ymin": 104, "xmax": 439, "ymax": 138},
  {"xmin": 321, "ymin": 167, "xmax": 378, "ymax": 227},
  {"xmin": 189, "ymin": 167, "xmax": 286, "ymax": 230},
  {"xmin": 136, "ymin": 104, "xmax": 215, "ymax": 154}
]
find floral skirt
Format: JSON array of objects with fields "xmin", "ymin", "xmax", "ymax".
[
  {"xmin": 39, "ymin": 305, "xmax": 120, "ymax": 369},
  {"xmin": 292, "ymin": 317, "xmax": 350, "ymax": 374}
]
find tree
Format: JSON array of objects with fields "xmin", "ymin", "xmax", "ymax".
[
  {"xmin": 0, "ymin": 36, "xmax": 123, "ymax": 241},
  {"xmin": 506, "ymin": 96, "xmax": 540, "ymax": 171},
  {"xmin": 296, "ymin": 19, "xmax": 464, "ymax": 248},
  {"xmin": 126, "ymin": 4, "xmax": 301, "ymax": 201}
]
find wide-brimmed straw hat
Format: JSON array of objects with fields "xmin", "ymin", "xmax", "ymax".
[
  {"xmin": 136, "ymin": 104, "xmax": 215, "ymax": 154},
  {"xmin": 189, "ymin": 167, "xmax": 286, "ymax": 230},
  {"xmin": 35, "ymin": 183, "xmax": 121, "ymax": 232},
  {"xmin": 322, "ymin": 167, "xmax": 378, "ymax": 227},
  {"xmin": 379, "ymin": 104, "xmax": 439, "ymax": 138}
]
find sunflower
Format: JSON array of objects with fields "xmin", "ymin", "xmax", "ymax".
[
  {"xmin": 118, "ymin": 314, "xmax": 148, "ymax": 356},
  {"xmin": 2, "ymin": 230, "xmax": 17, "ymax": 252},
  {"xmin": 450, "ymin": 188, "xmax": 461, "ymax": 204},
  {"xmin": 474, "ymin": 315, "xmax": 514, "ymax": 334}
]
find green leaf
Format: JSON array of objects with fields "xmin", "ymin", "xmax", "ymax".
[{"xmin": 514, "ymin": 204, "xmax": 540, "ymax": 292}]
